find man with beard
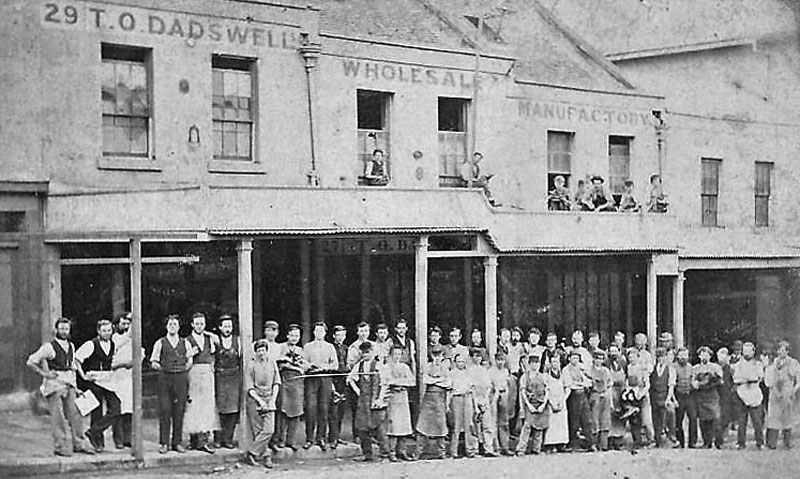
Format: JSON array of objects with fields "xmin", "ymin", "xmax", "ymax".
[
  {"xmin": 111, "ymin": 312, "xmax": 138, "ymax": 449},
  {"xmin": 764, "ymin": 340, "xmax": 800, "ymax": 449},
  {"xmin": 184, "ymin": 313, "xmax": 219, "ymax": 453},
  {"xmin": 692, "ymin": 346, "xmax": 723, "ymax": 448},
  {"xmin": 75, "ymin": 319, "xmax": 121, "ymax": 452},
  {"xmin": 732, "ymin": 342, "xmax": 765, "ymax": 449},
  {"xmin": 566, "ymin": 330, "xmax": 592, "ymax": 371},
  {"xmin": 392, "ymin": 318, "xmax": 417, "ymax": 425},
  {"xmin": 27, "ymin": 317, "xmax": 96, "ymax": 456},
  {"xmin": 674, "ymin": 347, "xmax": 698, "ymax": 448},
  {"xmin": 214, "ymin": 315, "xmax": 241, "ymax": 449}
]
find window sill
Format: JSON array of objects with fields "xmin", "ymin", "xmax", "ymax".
[
  {"xmin": 208, "ymin": 160, "xmax": 266, "ymax": 175},
  {"xmin": 98, "ymin": 156, "xmax": 162, "ymax": 172}
]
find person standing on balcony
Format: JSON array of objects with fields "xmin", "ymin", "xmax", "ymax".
[
  {"xmin": 619, "ymin": 180, "xmax": 642, "ymax": 212},
  {"xmin": 214, "ymin": 315, "xmax": 241, "ymax": 449},
  {"xmin": 75, "ymin": 319, "xmax": 121, "ymax": 452},
  {"xmin": 303, "ymin": 322, "xmax": 338, "ymax": 451},
  {"xmin": 150, "ymin": 314, "xmax": 194, "ymax": 454},
  {"xmin": 573, "ymin": 179, "xmax": 593, "ymax": 211},
  {"xmin": 27, "ymin": 317, "xmax": 96, "ymax": 457},
  {"xmin": 363, "ymin": 149, "xmax": 389, "ymax": 186},
  {"xmin": 184, "ymin": 313, "xmax": 220, "ymax": 454}
]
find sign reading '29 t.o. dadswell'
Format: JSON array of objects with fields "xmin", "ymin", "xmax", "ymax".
[{"xmin": 40, "ymin": 1, "xmax": 300, "ymax": 49}]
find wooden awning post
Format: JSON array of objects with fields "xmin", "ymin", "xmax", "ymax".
[
  {"xmin": 129, "ymin": 238, "xmax": 144, "ymax": 462},
  {"xmin": 237, "ymin": 239, "xmax": 254, "ymax": 450}
]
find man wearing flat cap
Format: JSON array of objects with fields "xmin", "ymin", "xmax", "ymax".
[
  {"xmin": 243, "ymin": 339, "xmax": 281, "ymax": 469},
  {"xmin": 563, "ymin": 349, "xmax": 593, "ymax": 451}
]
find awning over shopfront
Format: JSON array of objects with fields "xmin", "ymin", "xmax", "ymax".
[{"xmin": 679, "ymin": 230, "xmax": 800, "ymax": 269}]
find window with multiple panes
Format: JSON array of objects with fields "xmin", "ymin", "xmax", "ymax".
[
  {"xmin": 547, "ymin": 131, "xmax": 573, "ymax": 190},
  {"xmin": 608, "ymin": 136, "xmax": 632, "ymax": 202},
  {"xmin": 212, "ymin": 56, "xmax": 255, "ymax": 161},
  {"xmin": 101, "ymin": 44, "xmax": 150, "ymax": 157},
  {"xmin": 438, "ymin": 97, "xmax": 470, "ymax": 187},
  {"xmin": 755, "ymin": 161, "xmax": 773, "ymax": 227},
  {"xmin": 701, "ymin": 158, "xmax": 722, "ymax": 226},
  {"xmin": 357, "ymin": 90, "xmax": 392, "ymax": 182}
]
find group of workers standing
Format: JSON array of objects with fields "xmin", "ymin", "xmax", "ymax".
[{"xmin": 27, "ymin": 313, "xmax": 800, "ymax": 469}]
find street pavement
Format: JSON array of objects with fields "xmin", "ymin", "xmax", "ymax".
[{"xmin": 69, "ymin": 445, "xmax": 800, "ymax": 479}]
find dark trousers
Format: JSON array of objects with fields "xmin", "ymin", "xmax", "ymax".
[
  {"xmin": 280, "ymin": 414, "xmax": 300, "ymax": 447},
  {"xmin": 737, "ymin": 405, "xmax": 764, "ymax": 447},
  {"xmin": 408, "ymin": 386, "xmax": 419, "ymax": 429},
  {"xmin": 86, "ymin": 383, "xmax": 121, "ymax": 448},
  {"xmin": 567, "ymin": 390, "xmax": 593, "ymax": 448},
  {"xmin": 113, "ymin": 413, "xmax": 132, "ymax": 447},
  {"xmin": 304, "ymin": 376, "xmax": 332, "ymax": 444},
  {"xmin": 218, "ymin": 412, "xmax": 239, "ymax": 446},
  {"xmin": 328, "ymin": 395, "xmax": 348, "ymax": 445},
  {"xmin": 630, "ymin": 406, "xmax": 644, "ymax": 447},
  {"xmin": 675, "ymin": 392, "xmax": 698, "ymax": 447},
  {"xmin": 651, "ymin": 403, "xmax": 669, "ymax": 447},
  {"xmin": 157, "ymin": 372, "xmax": 188, "ymax": 447},
  {"xmin": 699, "ymin": 418, "xmax": 718, "ymax": 447}
]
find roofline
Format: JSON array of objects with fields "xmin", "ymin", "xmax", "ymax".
[
  {"xmin": 226, "ymin": 0, "xmax": 318, "ymax": 11},
  {"xmin": 319, "ymin": 32, "xmax": 516, "ymax": 61},
  {"xmin": 512, "ymin": 80, "xmax": 665, "ymax": 100},
  {"xmin": 530, "ymin": 0, "xmax": 638, "ymax": 90},
  {"xmin": 607, "ymin": 38, "xmax": 758, "ymax": 62},
  {"xmin": 412, "ymin": 0, "xmax": 478, "ymax": 49}
]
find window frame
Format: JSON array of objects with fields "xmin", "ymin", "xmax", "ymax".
[
  {"xmin": 98, "ymin": 43, "xmax": 158, "ymax": 171},
  {"xmin": 356, "ymin": 89, "xmax": 393, "ymax": 186},
  {"xmin": 547, "ymin": 130, "xmax": 574, "ymax": 190},
  {"xmin": 754, "ymin": 161, "xmax": 773, "ymax": 227},
  {"xmin": 701, "ymin": 157, "xmax": 722, "ymax": 227},
  {"xmin": 608, "ymin": 135, "xmax": 632, "ymax": 202},
  {"xmin": 437, "ymin": 97, "xmax": 471, "ymax": 187}
]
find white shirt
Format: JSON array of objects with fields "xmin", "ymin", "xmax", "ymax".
[{"xmin": 75, "ymin": 338, "xmax": 113, "ymax": 363}]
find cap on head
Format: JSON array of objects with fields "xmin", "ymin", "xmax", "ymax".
[
  {"xmin": 264, "ymin": 320, "xmax": 279, "ymax": 330},
  {"xmin": 333, "ymin": 325, "xmax": 346, "ymax": 333}
]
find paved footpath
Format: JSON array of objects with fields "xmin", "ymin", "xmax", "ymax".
[{"xmin": 76, "ymin": 446, "xmax": 800, "ymax": 479}]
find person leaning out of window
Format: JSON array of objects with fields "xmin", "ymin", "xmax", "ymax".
[{"xmin": 363, "ymin": 149, "xmax": 390, "ymax": 186}]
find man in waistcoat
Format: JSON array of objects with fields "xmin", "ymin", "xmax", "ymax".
[
  {"xmin": 184, "ymin": 312, "xmax": 220, "ymax": 453},
  {"xmin": 328, "ymin": 324, "xmax": 351, "ymax": 449},
  {"xmin": 392, "ymin": 318, "xmax": 418, "ymax": 424},
  {"xmin": 214, "ymin": 315, "xmax": 241, "ymax": 449},
  {"xmin": 673, "ymin": 347, "xmax": 698, "ymax": 448},
  {"xmin": 649, "ymin": 347, "xmax": 677, "ymax": 448},
  {"xmin": 75, "ymin": 319, "xmax": 121, "ymax": 452},
  {"xmin": 732, "ymin": 341, "xmax": 765, "ymax": 449},
  {"xmin": 150, "ymin": 314, "xmax": 194, "ymax": 454},
  {"xmin": 303, "ymin": 321, "xmax": 338, "ymax": 451},
  {"xmin": 27, "ymin": 317, "xmax": 96, "ymax": 456}
]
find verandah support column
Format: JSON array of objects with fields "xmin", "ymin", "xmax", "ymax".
[
  {"xmin": 415, "ymin": 236, "xmax": 429, "ymax": 400},
  {"xmin": 673, "ymin": 272, "xmax": 685, "ymax": 349},
  {"xmin": 625, "ymin": 274, "xmax": 634, "ymax": 342},
  {"xmin": 484, "ymin": 255, "xmax": 498, "ymax": 360},
  {"xmin": 129, "ymin": 239, "xmax": 144, "ymax": 462},
  {"xmin": 647, "ymin": 257, "xmax": 658, "ymax": 352},
  {"xmin": 237, "ymin": 239, "xmax": 254, "ymax": 451}
]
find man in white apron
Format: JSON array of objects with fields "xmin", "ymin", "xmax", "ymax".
[{"xmin": 184, "ymin": 312, "xmax": 220, "ymax": 453}]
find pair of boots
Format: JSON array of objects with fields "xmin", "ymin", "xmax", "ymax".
[
  {"xmin": 414, "ymin": 434, "xmax": 446, "ymax": 459},
  {"xmin": 595, "ymin": 431, "xmax": 609, "ymax": 451},
  {"xmin": 766, "ymin": 429, "xmax": 792, "ymax": 449},
  {"xmin": 388, "ymin": 436, "xmax": 412, "ymax": 461}
]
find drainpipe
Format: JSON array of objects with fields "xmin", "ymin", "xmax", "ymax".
[
  {"xmin": 653, "ymin": 110, "xmax": 665, "ymax": 178},
  {"xmin": 299, "ymin": 33, "xmax": 322, "ymax": 187}
]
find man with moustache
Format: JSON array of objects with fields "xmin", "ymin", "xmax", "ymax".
[
  {"xmin": 732, "ymin": 342, "xmax": 765, "ymax": 449},
  {"xmin": 111, "ymin": 312, "xmax": 138, "ymax": 449},
  {"xmin": 214, "ymin": 315, "xmax": 241, "ymax": 449},
  {"xmin": 184, "ymin": 312, "xmax": 220, "ymax": 453},
  {"xmin": 75, "ymin": 319, "xmax": 121, "ymax": 452},
  {"xmin": 27, "ymin": 317, "xmax": 96, "ymax": 456}
]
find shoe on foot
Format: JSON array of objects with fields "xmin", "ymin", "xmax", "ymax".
[
  {"xmin": 317, "ymin": 441, "xmax": 327, "ymax": 451},
  {"xmin": 199, "ymin": 445, "xmax": 215, "ymax": 454},
  {"xmin": 173, "ymin": 444, "xmax": 186, "ymax": 454},
  {"xmin": 303, "ymin": 441, "xmax": 313, "ymax": 449},
  {"xmin": 55, "ymin": 450, "xmax": 73, "ymax": 457},
  {"xmin": 264, "ymin": 457, "xmax": 274, "ymax": 469},
  {"xmin": 159, "ymin": 444, "xmax": 169, "ymax": 454},
  {"xmin": 243, "ymin": 452, "xmax": 260, "ymax": 466}
]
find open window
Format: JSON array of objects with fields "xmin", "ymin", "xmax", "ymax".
[
  {"xmin": 357, "ymin": 90, "xmax": 392, "ymax": 186},
  {"xmin": 438, "ymin": 97, "xmax": 470, "ymax": 187}
]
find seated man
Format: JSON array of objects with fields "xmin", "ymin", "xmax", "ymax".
[
  {"xmin": 572, "ymin": 179, "xmax": 593, "ymax": 211},
  {"xmin": 588, "ymin": 176, "xmax": 616, "ymax": 212},
  {"xmin": 547, "ymin": 175, "xmax": 572, "ymax": 211},
  {"xmin": 363, "ymin": 149, "xmax": 389, "ymax": 186},
  {"xmin": 459, "ymin": 151, "xmax": 498, "ymax": 206},
  {"xmin": 618, "ymin": 180, "xmax": 641, "ymax": 212},
  {"xmin": 646, "ymin": 174, "xmax": 669, "ymax": 213}
]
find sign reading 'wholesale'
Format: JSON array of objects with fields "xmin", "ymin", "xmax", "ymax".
[
  {"xmin": 40, "ymin": 1, "xmax": 299, "ymax": 49},
  {"xmin": 342, "ymin": 59, "xmax": 495, "ymax": 89},
  {"xmin": 518, "ymin": 100, "xmax": 655, "ymax": 126}
]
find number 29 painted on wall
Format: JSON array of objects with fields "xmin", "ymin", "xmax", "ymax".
[{"xmin": 44, "ymin": 3, "xmax": 79, "ymax": 24}]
